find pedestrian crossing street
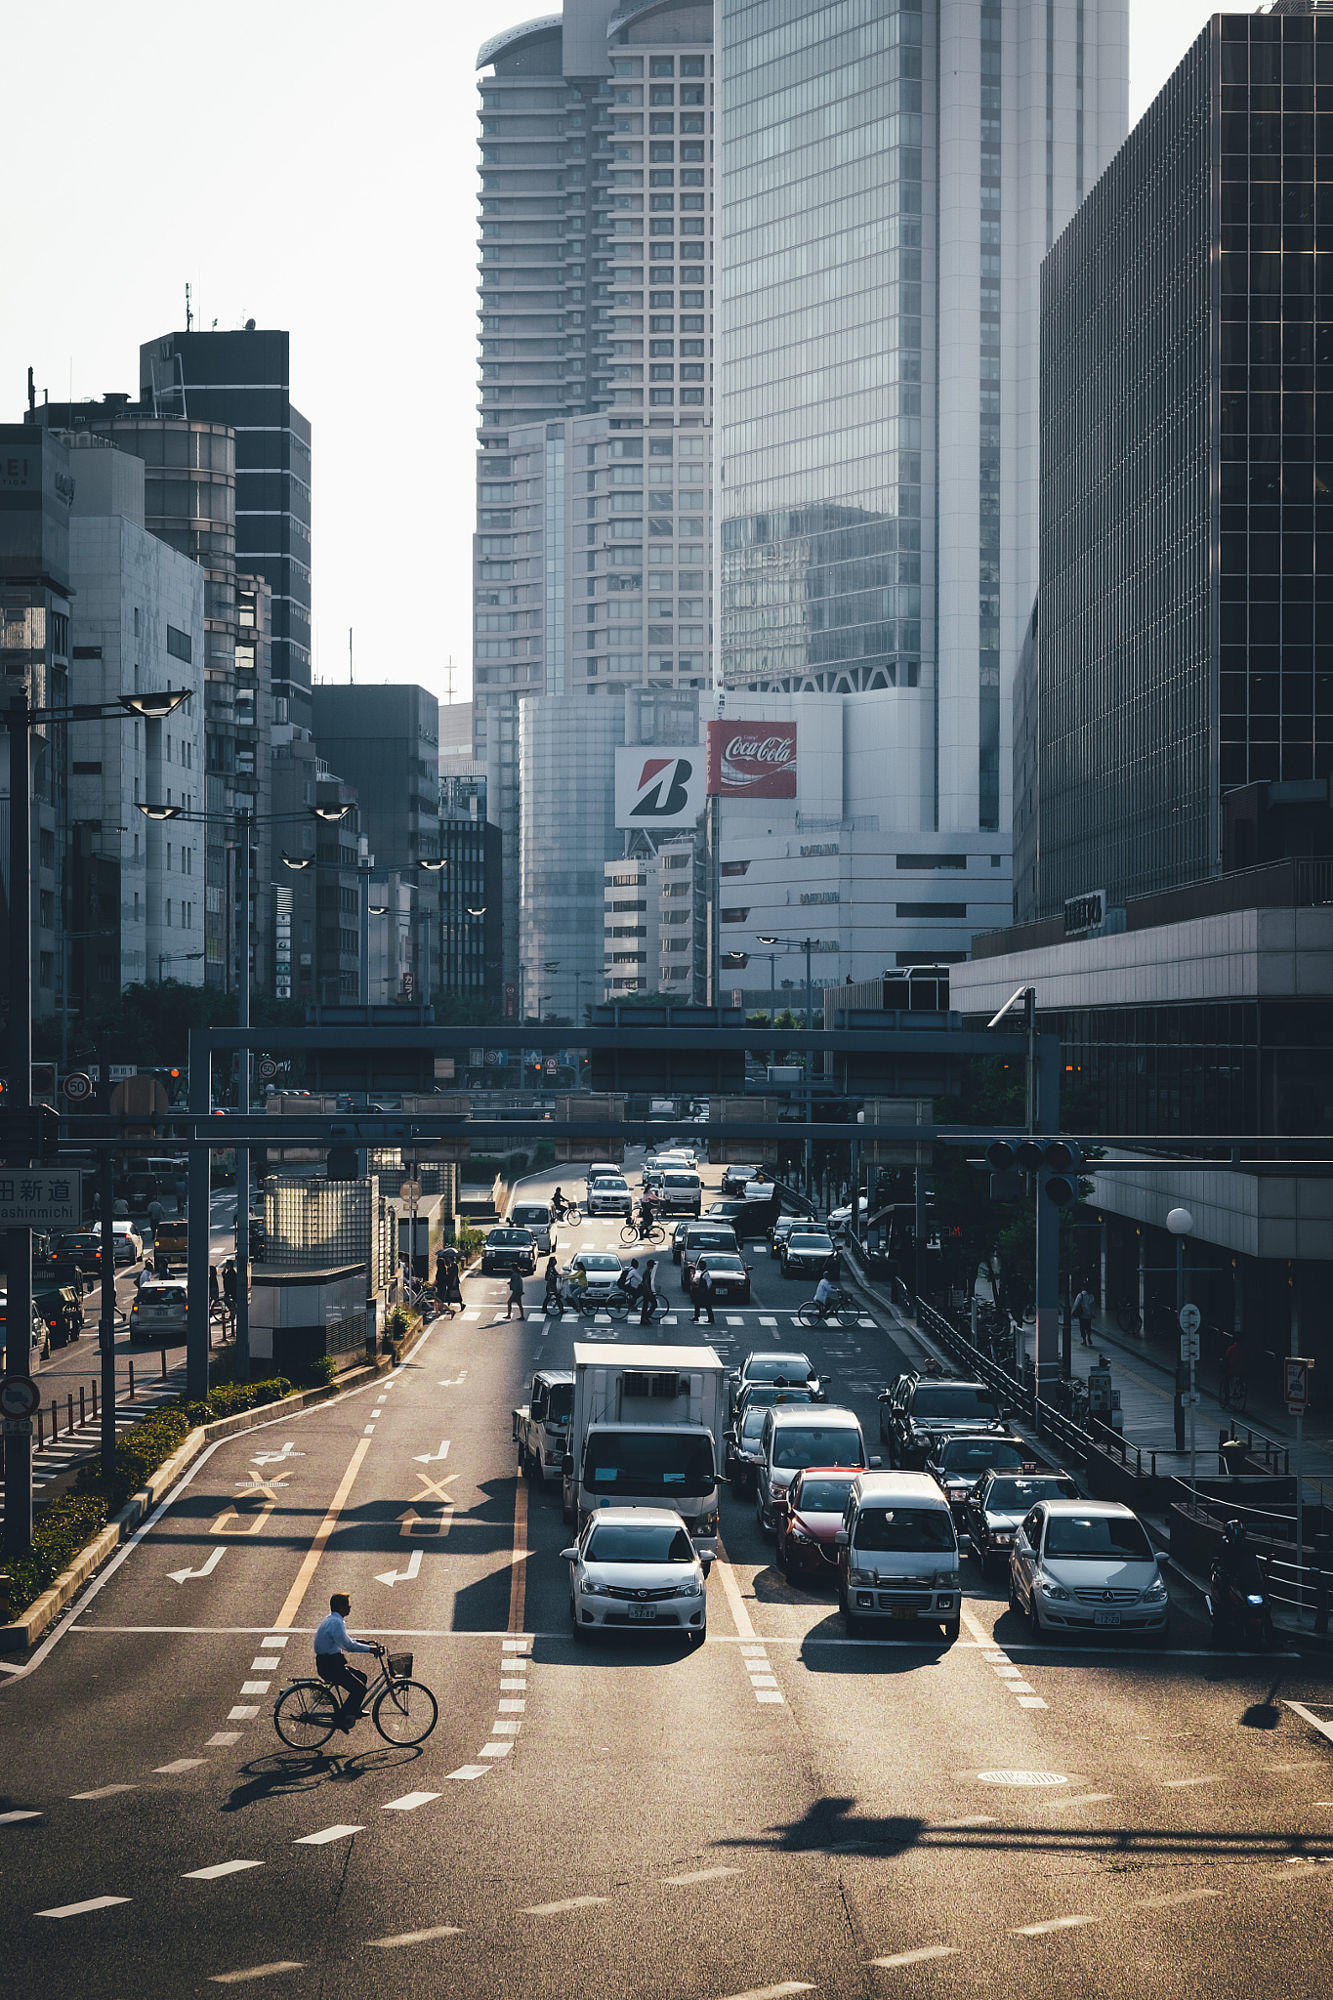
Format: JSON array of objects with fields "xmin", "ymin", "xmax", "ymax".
[{"xmin": 456, "ymin": 1306, "xmax": 877, "ymax": 1330}]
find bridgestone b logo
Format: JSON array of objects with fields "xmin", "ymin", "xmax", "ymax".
[{"xmin": 629, "ymin": 756, "xmax": 696, "ymax": 818}]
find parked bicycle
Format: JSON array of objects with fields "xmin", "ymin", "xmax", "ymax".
[
  {"xmin": 273, "ymin": 1644, "xmax": 438, "ymax": 1750},
  {"xmin": 1115, "ymin": 1295, "xmax": 1142, "ymax": 1335},
  {"xmin": 1220, "ymin": 1371, "xmax": 1249, "ymax": 1413},
  {"xmin": 796, "ymin": 1286, "xmax": 858, "ymax": 1329}
]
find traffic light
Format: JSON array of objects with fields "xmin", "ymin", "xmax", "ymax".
[{"xmin": 984, "ymin": 1137, "xmax": 1084, "ymax": 1206}]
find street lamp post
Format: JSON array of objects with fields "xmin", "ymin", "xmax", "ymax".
[
  {"xmin": 757, "ymin": 934, "xmax": 817, "ymax": 1193},
  {"xmin": 1167, "ymin": 1204, "xmax": 1197, "ymax": 1499},
  {"xmin": 3, "ymin": 686, "xmax": 189, "ymax": 1555},
  {"xmin": 158, "ymin": 949, "xmax": 205, "ymax": 983},
  {"xmin": 142, "ymin": 799, "xmax": 349, "ymax": 1390}
]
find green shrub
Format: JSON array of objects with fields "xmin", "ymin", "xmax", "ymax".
[
  {"xmin": 183, "ymin": 1376, "xmax": 293, "ymax": 1426},
  {"xmin": 0, "ymin": 1494, "xmax": 110, "ymax": 1616},
  {"xmin": 302, "ymin": 1353, "xmax": 338, "ymax": 1388},
  {"xmin": 74, "ymin": 1404, "xmax": 191, "ymax": 1513},
  {"xmin": 453, "ymin": 1223, "xmax": 485, "ymax": 1264}
]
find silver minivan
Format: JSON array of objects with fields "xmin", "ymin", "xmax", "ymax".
[
  {"xmin": 836, "ymin": 1470, "xmax": 961, "ymax": 1642},
  {"xmin": 510, "ymin": 1201, "xmax": 555, "ymax": 1254},
  {"xmin": 756, "ymin": 1404, "xmax": 869, "ymax": 1532}
]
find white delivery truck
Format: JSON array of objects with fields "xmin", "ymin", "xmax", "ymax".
[{"xmin": 561, "ymin": 1342, "xmax": 727, "ymax": 1542}]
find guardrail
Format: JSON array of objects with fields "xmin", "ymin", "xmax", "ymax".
[{"xmin": 911, "ymin": 1295, "xmax": 1166, "ymax": 1477}]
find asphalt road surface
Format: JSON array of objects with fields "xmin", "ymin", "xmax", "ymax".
[{"xmin": 2, "ymin": 1156, "xmax": 1332, "ymax": 1999}]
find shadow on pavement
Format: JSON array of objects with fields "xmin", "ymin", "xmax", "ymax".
[{"xmin": 223, "ymin": 1742, "xmax": 422, "ymax": 1811}]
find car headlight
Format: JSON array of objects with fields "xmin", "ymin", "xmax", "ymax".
[
  {"xmin": 787, "ymin": 1523, "xmax": 813, "ymax": 1545},
  {"xmin": 1035, "ymin": 1569, "xmax": 1071, "ymax": 1601},
  {"xmin": 1246, "ymin": 1592, "xmax": 1265, "ymax": 1607},
  {"xmin": 848, "ymin": 1567, "xmax": 875, "ymax": 1586},
  {"xmin": 580, "ymin": 1579, "xmax": 613, "ymax": 1597},
  {"xmin": 668, "ymin": 1581, "xmax": 703, "ymax": 1598},
  {"xmin": 1141, "ymin": 1577, "xmax": 1169, "ymax": 1603}
]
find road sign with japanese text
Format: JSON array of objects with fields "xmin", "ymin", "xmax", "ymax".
[
  {"xmin": 0, "ymin": 1168, "xmax": 82, "ymax": 1230},
  {"xmin": 1285, "ymin": 1356, "xmax": 1313, "ymax": 1413}
]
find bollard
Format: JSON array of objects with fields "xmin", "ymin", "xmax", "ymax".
[
  {"xmin": 128, "ymin": 1357, "xmax": 135, "ymax": 1402},
  {"xmin": 79, "ymin": 1386, "xmax": 85, "ymax": 1426},
  {"xmin": 160, "ymin": 1343, "xmax": 167, "ymax": 1381},
  {"xmin": 91, "ymin": 1380, "xmax": 98, "ymax": 1422},
  {"xmin": 67, "ymin": 1394, "xmax": 73, "ymax": 1435},
  {"xmin": 48, "ymin": 1401, "xmax": 57, "ymax": 1446}
]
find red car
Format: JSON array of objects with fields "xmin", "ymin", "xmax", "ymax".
[{"xmin": 773, "ymin": 1466, "xmax": 858, "ymax": 1581}]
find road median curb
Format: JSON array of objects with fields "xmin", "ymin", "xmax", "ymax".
[{"xmin": 0, "ymin": 1307, "xmax": 444, "ymax": 1657}]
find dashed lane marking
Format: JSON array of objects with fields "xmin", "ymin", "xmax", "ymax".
[
  {"xmin": 523, "ymin": 1896, "xmax": 608, "ymax": 1916},
  {"xmin": 207, "ymin": 1732, "xmax": 241, "ymax": 1748},
  {"xmin": 714, "ymin": 1985, "xmax": 814, "ymax": 2000},
  {"xmin": 155, "ymin": 1759, "xmax": 206, "ymax": 1775},
  {"xmin": 228, "ymin": 1706, "xmax": 260, "ymax": 1722},
  {"xmin": 369, "ymin": 1927, "xmax": 463, "ymax": 1948},
  {"xmin": 1046, "ymin": 1792, "xmax": 1115, "ymax": 1810},
  {"xmin": 868, "ymin": 1946, "xmax": 959, "ymax": 1969},
  {"xmin": 1163, "ymin": 1775, "xmax": 1223, "ymax": 1789},
  {"xmin": 1014, "ymin": 1914, "xmax": 1099, "ymax": 1937},
  {"xmin": 37, "ymin": 1896, "xmax": 132, "ymax": 1919},
  {"xmin": 663, "ymin": 1867, "xmax": 741, "ymax": 1886},
  {"xmin": 240, "ymin": 1681, "xmax": 271, "ymax": 1696},
  {"xmin": 210, "ymin": 1964, "xmax": 306, "ymax": 1984},
  {"xmin": 0, "ymin": 1809, "xmax": 41, "ymax": 1823},
  {"xmin": 71, "ymin": 1784, "xmax": 135, "ymax": 1800},
  {"xmin": 479, "ymin": 1741, "xmax": 512, "ymax": 1758},
  {"xmin": 447, "ymin": 1766, "xmax": 490, "ymax": 1781},
  {"xmin": 382, "ymin": 1792, "xmax": 441, "ymax": 1812},
  {"xmin": 184, "ymin": 1860, "xmax": 264, "ymax": 1881},
  {"xmin": 294, "ymin": 1825, "xmax": 363, "ymax": 1845}
]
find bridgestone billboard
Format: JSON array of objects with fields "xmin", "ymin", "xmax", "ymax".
[{"xmin": 614, "ymin": 747, "xmax": 708, "ymax": 828}]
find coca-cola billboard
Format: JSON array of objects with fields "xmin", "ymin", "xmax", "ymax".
[{"xmin": 706, "ymin": 720, "xmax": 797, "ymax": 798}]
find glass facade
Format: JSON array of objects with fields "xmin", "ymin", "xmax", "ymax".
[
  {"xmin": 1031, "ymin": 10, "xmax": 1333, "ymax": 920},
  {"xmin": 718, "ymin": 0, "xmax": 1128, "ymax": 858}
]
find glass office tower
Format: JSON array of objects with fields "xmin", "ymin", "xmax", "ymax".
[
  {"xmin": 1030, "ymin": 5, "xmax": 1333, "ymax": 918},
  {"xmin": 718, "ymin": 0, "xmax": 1128, "ymax": 850}
]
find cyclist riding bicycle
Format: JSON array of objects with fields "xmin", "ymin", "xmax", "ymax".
[
  {"xmin": 552, "ymin": 1187, "xmax": 568, "ymax": 1221},
  {"xmin": 812, "ymin": 1272, "xmax": 839, "ymax": 1322},
  {"xmin": 638, "ymin": 1196, "xmax": 657, "ymax": 1241},
  {"xmin": 313, "ymin": 1591, "xmax": 382, "ymax": 1728}
]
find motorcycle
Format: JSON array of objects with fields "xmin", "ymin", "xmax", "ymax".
[{"xmin": 1206, "ymin": 1555, "xmax": 1274, "ymax": 1648}]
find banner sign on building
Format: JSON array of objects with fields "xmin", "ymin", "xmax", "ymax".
[
  {"xmin": 614, "ymin": 746, "xmax": 707, "ymax": 828},
  {"xmin": 706, "ymin": 720, "xmax": 797, "ymax": 797}
]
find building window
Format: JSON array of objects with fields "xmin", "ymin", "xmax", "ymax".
[{"xmin": 166, "ymin": 624, "xmax": 193, "ymax": 663}]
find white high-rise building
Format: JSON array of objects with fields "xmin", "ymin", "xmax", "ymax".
[
  {"xmin": 717, "ymin": 0, "xmax": 1130, "ymax": 914},
  {"xmin": 473, "ymin": 0, "xmax": 715, "ymax": 1001}
]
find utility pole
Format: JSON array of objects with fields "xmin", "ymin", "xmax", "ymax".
[
  {"xmin": 234, "ymin": 809, "xmax": 252, "ymax": 1378},
  {"xmin": 1033, "ymin": 1033, "xmax": 1062, "ymax": 1402},
  {"xmin": 3, "ymin": 696, "xmax": 34, "ymax": 1553},
  {"xmin": 98, "ymin": 1151, "xmax": 117, "ymax": 1477}
]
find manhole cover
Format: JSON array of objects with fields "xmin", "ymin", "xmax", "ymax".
[{"xmin": 976, "ymin": 1770, "xmax": 1069, "ymax": 1788}]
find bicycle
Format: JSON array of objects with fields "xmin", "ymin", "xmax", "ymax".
[
  {"xmin": 273, "ymin": 1645, "xmax": 438, "ymax": 1750},
  {"xmin": 1220, "ymin": 1372, "xmax": 1249, "ymax": 1413},
  {"xmin": 552, "ymin": 1203, "xmax": 583, "ymax": 1227},
  {"xmin": 620, "ymin": 1219, "xmax": 665, "ymax": 1246},
  {"xmin": 1115, "ymin": 1295, "xmax": 1142, "ymax": 1335},
  {"xmin": 571, "ymin": 1290, "xmax": 633, "ymax": 1320},
  {"xmin": 796, "ymin": 1287, "xmax": 859, "ymax": 1329}
]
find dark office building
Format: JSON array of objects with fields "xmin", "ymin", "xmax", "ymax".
[
  {"xmin": 1030, "ymin": 4, "xmax": 1333, "ymax": 922},
  {"xmin": 140, "ymin": 328, "xmax": 312, "ymax": 734},
  {"xmin": 311, "ymin": 685, "xmax": 443, "ymax": 1002},
  {"xmin": 439, "ymin": 812, "xmax": 503, "ymax": 1008}
]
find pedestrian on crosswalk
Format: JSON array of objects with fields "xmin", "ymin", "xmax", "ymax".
[
  {"xmin": 505, "ymin": 1270, "xmax": 525, "ymax": 1320},
  {"xmin": 691, "ymin": 1264, "xmax": 716, "ymax": 1325}
]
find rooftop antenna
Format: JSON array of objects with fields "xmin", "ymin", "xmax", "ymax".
[
  {"xmin": 185, "ymin": 281, "xmax": 192, "ymax": 332},
  {"xmin": 444, "ymin": 654, "xmax": 456, "ymax": 705},
  {"xmin": 348, "ymin": 626, "xmax": 354, "ymax": 684},
  {"xmin": 26, "ymin": 366, "xmax": 35, "ymax": 414}
]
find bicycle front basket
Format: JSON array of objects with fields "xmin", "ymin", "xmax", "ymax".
[{"xmin": 387, "ymin": 1651, "xmax": 413, "ymax": 1680}]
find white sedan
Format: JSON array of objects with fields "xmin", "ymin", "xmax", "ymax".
[
  {"xmin": 562, "ymin": 1505, "xmax": 711, "ymax": 1645},
  {"xmin": 1009, "ymin": 1498, "xmax": 1170, "ymax": 1640},
  {"xmin": 560, "ymin": 1251, "xmax": 625, "ymax": 1305}
]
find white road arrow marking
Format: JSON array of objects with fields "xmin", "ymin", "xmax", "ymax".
[
  {"xmin": 375, "ymin": 1550, "xmax": 424, "ymax": 1587},
  {"xmin": 412, "ymin": 1439, "xmax": 451, "ymax": 1462},
  {"xmin": 250, "ymin": 1441, "xmax": 303, "ymax": 1467},
  {"xmin": 167, "ymin": 1548, "xmax": 227, "ymax": 1585}
]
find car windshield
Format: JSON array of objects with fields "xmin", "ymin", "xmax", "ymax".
[
  {"xmin": 986, "ymin": 1476, "xmax": 1076, "ymax": 1510},
  {"xmin": 772, "ymin": 1426, "xmax": 862, "ymax": 1470},
  {"xmin": 512, "ymin": 1210, "xmax": 547, "ymax": 1226},
  {"xmin": 911, "ymin": 1385, "xmax": 1000, "ymax": 1420},
  {"xmin": 795, "ymin": 1477, "xmax": 854, "ymax": 1513},
  {"xmin": 581, "ymin": 1255, "xmax": 620, "ymax": 1271},
  {"xmin": 597, "ymin": 1178, "xmax": 628, "ymax": 1192},
  {"xmin": 937, "ymin": 1438, "xmax": 1028, "ymax": 1473},
  {"xmin": 700, "ymin": 1255, "xmax": 743, "ymax": 1273},
  {"xmin": 584, "ymin": 1523, "xmax": 695, "ymax": 1564},
  {"xmin": 688, "ymin": 1233, "xmax": 735, "ymax": 1253},
  {"xmin": 492, "ymin": 1231, "xmax": 527, "ymax": 1244},
  {"xmin": 741, "ymin": 1385, "xmax": 814, "ymax": 1411},
  {"xmin": 1043, "ymin": 1513, "xmax": 1153, "ymax": 1562},
  {"xmin": 790, "ymin": 1235, "xmax": 833, "ymax": 1254},
  {"xmin": 139, "ymin": 1285, "xmax": 183, "ymax": 1306},
  {"xmin": 854, "ymin": 1507, "xmax": 956, "ymax": 1553},
  {"xmin": 583, "ymin": 1433, "xmax": 716, "ymax": 1496},
  {"xmin": 748, "ymin": 1355, "xmax": 811, "ymax": 1383},
  {"xmin": 546, "ymin": 1383, "xmax": 573, "ymax": 1423}
]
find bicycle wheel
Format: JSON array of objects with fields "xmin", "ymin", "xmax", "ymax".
[
  {"xmin": 1116, "ymin": 1299, "xmax": 1141, "ymax": 1335},
  {"xmin": 832, "ymin": 1303, "xmax": 858, "ymax": 1327},
  {"xmin": 565, "ymin": 1205, "xmax": 583, "ymax": 1225},
  {"xmin": 795, "ymin": 1301, "xmax": 820, "ymax": 1328},
  {"xmin": 607, "ymin": 1295, "xmax": 631, "ymax": 1321},
  {"xmin": 619, "ymin": 1224, "xmax": 639, "ymax": 1245},
  {"xmin": 274, "ymin": 1682, "xmax": 338, "ymax": 1750},
  {"xmin": 1229, "ymin": 1378, "xmax": 1248, "ymax": 1413},
  {"xmin": 373, "ymin": 1677, "xmax": 438, "ymax": 1746}
]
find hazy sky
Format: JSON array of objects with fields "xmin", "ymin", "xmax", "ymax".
[{"xmin": 0, "ymin": 1, "xmax": 1242, "ymax": 704}]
